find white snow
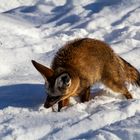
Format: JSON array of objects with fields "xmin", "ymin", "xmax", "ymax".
[{"xmin": 0, "ymin": 0, "xmax": 140, "ymax": 139}]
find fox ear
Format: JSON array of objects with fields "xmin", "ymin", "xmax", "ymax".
[
  {"xmin": 31, "ymin": 60, "xmax": 54, "ymax": 80},
  {"xmin": 55, "ymin": 73, "xmax": 71, "ymax": 89}
]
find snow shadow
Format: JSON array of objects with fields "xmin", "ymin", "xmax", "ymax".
[
  {"xmin": 0, "ymin": 84, "xmax": 45, "ymax": 109},
  {"xmin": 3, "ymin": 0, "xmax": 123, "ymax": 27},
  {"xmin": 4, "ymin": 6, "xmax": 37, "ymax": 14},
  {"xmin": 104, "ymin": 26, "xmax": 129, "ymax": 42},
  {"xmin": 84, "ymin": 0, "xmax": 121, "ymax": 16},
  {"xmin": 111, "ymin": 6, "xmax": 140, "ymax": 26}
]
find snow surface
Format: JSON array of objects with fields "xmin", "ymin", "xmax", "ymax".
[{"xmin": 0, "ymin": 0, "xmax": 140, "ymax": 139}]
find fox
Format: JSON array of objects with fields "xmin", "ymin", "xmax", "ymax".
[{"xmin": 32, "ymin": 38, "xmax": 140, "ymax": 111}]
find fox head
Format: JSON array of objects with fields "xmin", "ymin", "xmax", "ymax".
[{"xmin": 32, "ymin": 60, "xmax": 79, "ymax": 108}]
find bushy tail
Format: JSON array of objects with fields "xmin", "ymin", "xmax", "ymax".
[{"xmin": 120, "ymin": 57, "xmax": 140, "ymax": 86}]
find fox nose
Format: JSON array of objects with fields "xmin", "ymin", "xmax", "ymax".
[{"xmin": 44, "ymin": 96, "xmax": 62, "ymax": 108}]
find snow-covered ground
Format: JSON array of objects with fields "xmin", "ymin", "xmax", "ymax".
[{"xmin": 0, "ymin": 0, "xmax": 140, "ymax": 139}]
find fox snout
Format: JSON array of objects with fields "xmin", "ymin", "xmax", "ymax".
[{"xmin": 44, "ymin": 95, "xmax": 62, "ymax": 108}]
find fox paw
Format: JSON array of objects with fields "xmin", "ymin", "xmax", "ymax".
[{"xmin": 125, "ymin": 94, "xmax": 133, "ymax": 99}]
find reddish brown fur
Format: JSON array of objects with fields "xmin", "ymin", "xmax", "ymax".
[{"xmin": 32, "ymin": 38, "xmax": 140, "ymax": 111}]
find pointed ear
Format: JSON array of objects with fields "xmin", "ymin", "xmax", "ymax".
[
  {"xmin": 55, "ymin": 73, "xmax": 71, "ymax": 89},
  {"xmin": 31, "ymin": 60, "xmax": 53, "ymax": 79}
]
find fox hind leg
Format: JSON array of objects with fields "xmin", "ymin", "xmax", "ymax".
[{"xmin": 103, "ymin": 79, "xmax": 133, "ymax": 99}]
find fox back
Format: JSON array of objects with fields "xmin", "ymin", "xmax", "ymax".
[{"xmin": 32, "ymin": 38, "xmax": 140, "ymax": 111}]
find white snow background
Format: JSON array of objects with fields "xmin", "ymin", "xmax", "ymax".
[{"xmin": 0, "ymin": 0, "xmax": 140, "ymax": 139}]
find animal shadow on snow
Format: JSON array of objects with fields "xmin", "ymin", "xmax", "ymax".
[{"xmin": 0, "ymin": 84, "xmax": 45, "ymax": 109}]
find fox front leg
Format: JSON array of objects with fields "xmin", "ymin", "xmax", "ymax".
[
  {"xmin": 58, "ymin": 98, "xmax": 70, "ymax": 112},
  {"xmin": 80, "ymin": 87, "xmax": 91, "ymax": 102}
]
